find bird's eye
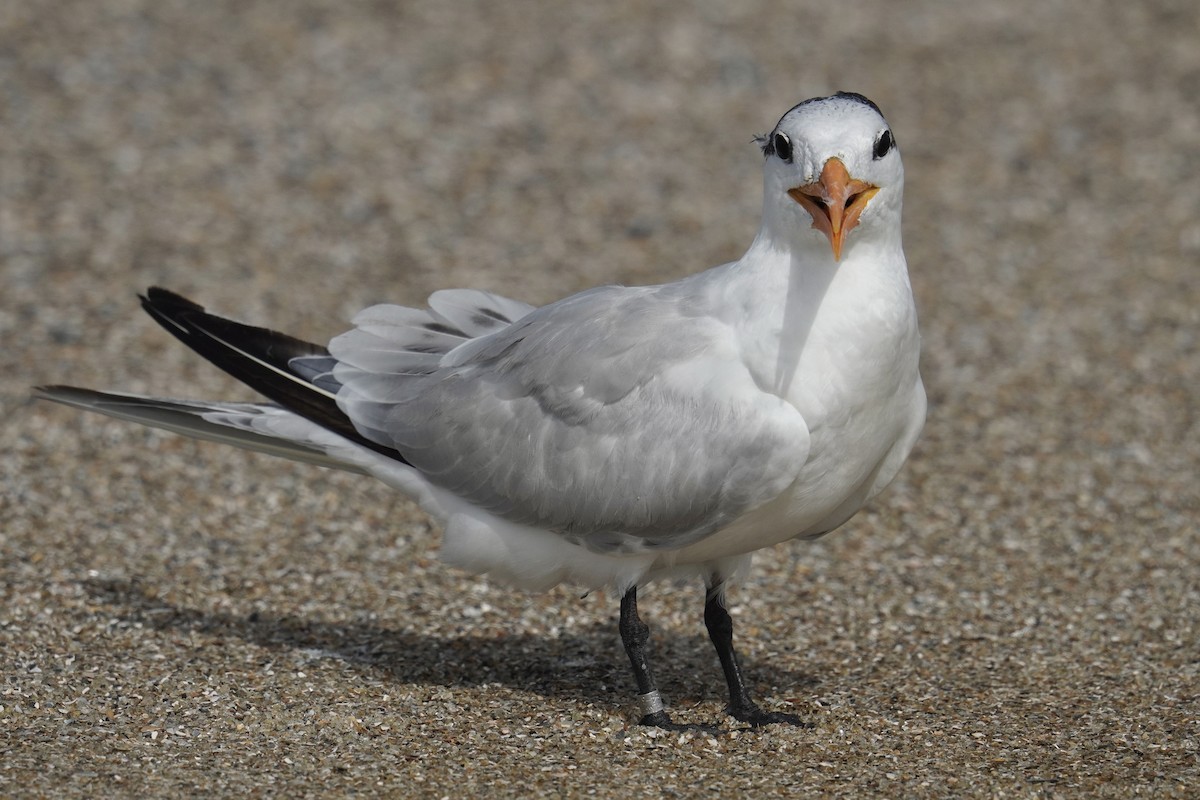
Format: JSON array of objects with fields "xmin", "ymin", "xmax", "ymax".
[
  {"xmin": 772, "ymin": 132, "xmax": 792, "ymax": 163},
  {"xmin": 873, "ymin": 130, "xmax": 895, "ymax": 160}
]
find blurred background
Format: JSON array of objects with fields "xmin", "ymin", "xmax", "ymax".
[{"xmin": 2, "ymin": 1, "xmax": 1197, "ymax": 795}]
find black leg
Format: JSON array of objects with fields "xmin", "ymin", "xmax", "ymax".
[
  {"xmin": 704, "ymin": 584, "xmax": 807, "ymax": 727},
  {"xmin": 619, "ymin": 587, "xmax": 714, "ymax": 731}
]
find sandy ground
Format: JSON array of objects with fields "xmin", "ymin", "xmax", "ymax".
[{"xmin": 2, "ymin": 1, "xmax": 1198, "ymax": 797}]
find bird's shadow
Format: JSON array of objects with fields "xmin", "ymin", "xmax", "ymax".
[{"xmin": 84, "ymin": 577, "xmax": 817, "ymax": 712}]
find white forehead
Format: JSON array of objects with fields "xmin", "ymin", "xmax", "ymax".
[
  {"xmin": 769, "ymin": 93, "xmax": 893, "ymax": 179},
  {"xmin": 774, "ymin": 94, "xmax": 888, "ymax": 149}
]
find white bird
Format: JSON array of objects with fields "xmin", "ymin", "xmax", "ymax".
[{"xmin": 36, "ymin": 92, "xmax": 925, "ymax": 730}]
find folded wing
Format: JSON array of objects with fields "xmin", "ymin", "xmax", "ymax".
[{"xmin": 334, "ymin": 284, "xmax": 811, "ymax": 554}]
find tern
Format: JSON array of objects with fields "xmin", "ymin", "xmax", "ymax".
[{"xmin": 37, "ymin": 92, "xmax": 925, "ymax": 730}]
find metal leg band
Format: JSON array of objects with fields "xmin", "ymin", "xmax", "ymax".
[{"xmin": 638, "ymin": 690, "xmax": 665, "ymax": 716}]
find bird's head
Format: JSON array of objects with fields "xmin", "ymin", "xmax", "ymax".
[{"xmin": 758, "ymin": 92, "xmax": 903, "ymax": 261}]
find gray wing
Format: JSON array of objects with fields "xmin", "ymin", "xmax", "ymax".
[{"xmin": 331, "ymin": 284, "xmax": 811, "ymax": 554}]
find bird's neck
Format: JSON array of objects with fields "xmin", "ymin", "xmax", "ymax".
[{"xmin": 719, "ymin": 226, "xmax": 913, "ymax": 398}]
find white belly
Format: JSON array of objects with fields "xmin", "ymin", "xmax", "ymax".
[{"xmin": 665, "ymin": 374, "xmax": 925, "ymax": 566}]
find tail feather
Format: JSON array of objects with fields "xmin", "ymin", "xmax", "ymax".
[
  {"xmin": 138, "ymin": 287, "xmax": 408, "ymax": 464},
  {"xmin": 32, "ymin": 386, "xmax": 370, "ymax": 475}
]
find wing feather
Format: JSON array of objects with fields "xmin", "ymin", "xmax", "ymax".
[
  {"xmin": 33, "ymin": 386, "xmax": 370, "ymax": 475},
  {"xmin": 334, "ymin": 283, "xmax": 811, "ymax": 553}
]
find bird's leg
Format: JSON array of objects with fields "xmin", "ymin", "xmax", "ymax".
[
  {"xmin": 619, "ymin": 586, "xmax": 711, "ymax": 731},
  {"xmin": 703, "ymin": 583, "xmax": 807, "ymax": 727},
  {"xmin": 619, "ymin": 586, "xmax": 674, "ymax": 728}
]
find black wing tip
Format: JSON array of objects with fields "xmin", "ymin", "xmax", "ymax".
[
  {"xmin": 33, "ymin": 383, "xmax": 83, "ymax": 398},
  {"xmin": 140, "ymin": 286, "xmax": 204, "ymax": 316},
  {"xmin": 32, "ymin": 385, "xmax": 110, "ymax": 410},
  {"xmin": 129, "ymin": 286, "xmax": 412, "ymax": 467}
]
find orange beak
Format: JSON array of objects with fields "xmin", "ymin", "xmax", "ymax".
[{"xmin": 787, "ymin": 157, "xmax": 879, "ymax": 261}]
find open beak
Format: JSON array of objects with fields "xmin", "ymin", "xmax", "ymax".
[{"xmin": 787, "ymin": 157, "xmax": 879, "ymax": 261}]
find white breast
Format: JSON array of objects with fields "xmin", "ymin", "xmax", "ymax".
[{"xmin": 665, "ymin": 247, "xmax": 925, "ymax": 566}]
